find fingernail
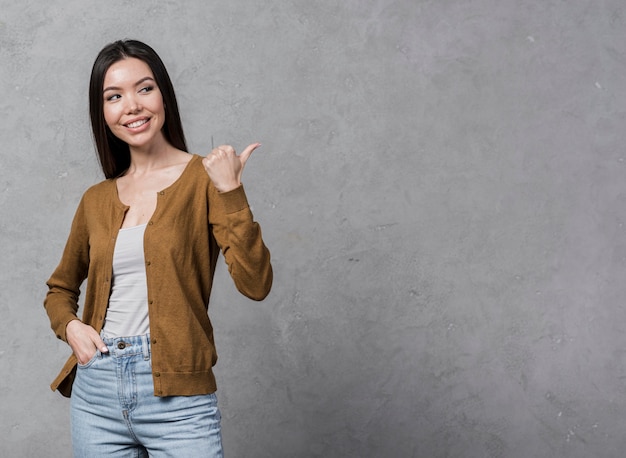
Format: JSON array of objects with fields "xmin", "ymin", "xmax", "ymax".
[{"xmin": 101, "ymin": 346, "xmax": 109, "ymax": 353}]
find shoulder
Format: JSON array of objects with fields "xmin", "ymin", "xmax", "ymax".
[
  {"xmin": 187, "ymin": 154, "xmax": 208, "ymax": 176},
  {"xmin": 161, "ymin": 154, "xmax": 212, "ymax": 204},
  {"xmin": 82, "ymin": 178, "xmax": 116, "ymax": 201},
  {"xmin": 182, "ymin": 154, "xmax": 212, "ymax": 188},
  {"xmin": 75, "ymin": 179, "xmax": 118, "ymax": 213}
]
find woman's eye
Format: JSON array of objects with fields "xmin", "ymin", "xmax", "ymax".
[
  {"xmin": 140, "ymin": 86, "xmax": 154, "ymax": 93},
  {"xmin": 105, "ymin": 94, "xmax": 120, "ymax": 102}
]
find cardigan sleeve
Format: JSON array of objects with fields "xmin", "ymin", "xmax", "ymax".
[
  {"xmin": 44, "ymin": 195, "xmax": 90, "ymax": 342},
  {"xmin": 208, "ymin": 182, "xmax": 273, "ymax": 301}
]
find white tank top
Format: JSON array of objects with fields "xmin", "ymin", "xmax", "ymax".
[{"xmin": 102, "ymin": 223, "xmax": 150, "ymax": 338}]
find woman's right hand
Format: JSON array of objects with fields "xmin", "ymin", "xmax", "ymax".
[{"xmin": 66, "ymin": 320, "xmax": 109, "ymax": 364}]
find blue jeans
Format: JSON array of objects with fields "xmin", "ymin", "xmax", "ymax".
[{"xmin": 70, "ymin": 334, "xmax": 224, "ymax": 457}]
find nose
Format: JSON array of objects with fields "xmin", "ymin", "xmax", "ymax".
[{"xmin": 125, "ymin": 96, "xmax": 141, "ymax": 114}]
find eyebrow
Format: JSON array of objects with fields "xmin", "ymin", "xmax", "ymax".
[{"xmin": 103, "ymin": 76, "xmax": 155, "ymax": 94}]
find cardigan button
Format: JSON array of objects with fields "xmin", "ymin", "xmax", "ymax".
[{"xmin": 154, "ymin": 372, "xmax": 161, "ymax": 377}]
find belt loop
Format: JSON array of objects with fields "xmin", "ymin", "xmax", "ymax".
[{"xmin": 141, "ymin": 334, "xmax": 150, "ymax": 361}]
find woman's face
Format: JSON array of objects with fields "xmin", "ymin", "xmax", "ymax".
[{"xmin": 102, "ymin": 57, "xmax": 166, "ymax": 150}]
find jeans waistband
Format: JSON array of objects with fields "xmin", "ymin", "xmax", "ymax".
[{"xmin": 101, "ymin": 334, "xmax": 150, "ymax": 359}]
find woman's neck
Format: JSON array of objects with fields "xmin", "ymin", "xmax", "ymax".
[{"xmin": 127, "ymin": 138, "xmax": 184, "ymax": 175}]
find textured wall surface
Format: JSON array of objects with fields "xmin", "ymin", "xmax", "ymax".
[{"xmin": 1, "ymin": 1, "xmax": 625, "ymax": 457}]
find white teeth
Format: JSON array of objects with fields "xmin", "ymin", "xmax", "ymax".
[{"xmin": 126, "ymin": 119, "xmax": 148, "ymax": 128}]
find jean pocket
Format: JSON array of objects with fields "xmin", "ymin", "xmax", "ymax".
[{"xmin": 77, "ymin": 350, "xmax": 101, "ymax": 369}]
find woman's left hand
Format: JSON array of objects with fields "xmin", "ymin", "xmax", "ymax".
[{"xmin": 202, "ymin": 143, "xmax": 260, "ymax": 192}]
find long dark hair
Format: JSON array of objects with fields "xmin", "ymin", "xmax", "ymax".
[{"xmin": 89, "ymin": 40, "xmax": 187, "ymax": 179}]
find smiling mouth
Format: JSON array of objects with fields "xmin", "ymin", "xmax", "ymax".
[{"xmin": 125, "ymin": 119, "xmax": 149, "ymax": 128}]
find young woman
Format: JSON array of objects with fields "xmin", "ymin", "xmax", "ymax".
[{"xmin": 44, "ymin": 39, "xmax": 272, "ymax": 457}]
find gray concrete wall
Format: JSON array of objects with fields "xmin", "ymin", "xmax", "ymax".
[{"xmin": 1, "ymin": 1, "xmax": 625, "ymax": 457}]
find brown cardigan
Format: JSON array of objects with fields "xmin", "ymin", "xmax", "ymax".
[{"xmin": 44, "ymin": 154, "xmax": 272, "ymax": 397}]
